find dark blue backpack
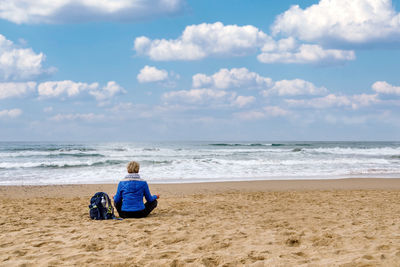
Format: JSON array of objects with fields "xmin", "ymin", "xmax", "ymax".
[{"xmin": 89, "ymin": 192, "xmax": 115, "ymax": 220}]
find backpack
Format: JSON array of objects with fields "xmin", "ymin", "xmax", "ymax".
[{"xmin": 89, "ymin": 192, "xmax": 116, "ymax": 220}]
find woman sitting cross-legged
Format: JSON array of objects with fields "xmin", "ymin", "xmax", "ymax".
[{"xmin": 114, "ymin": 161, "xmax": 159, "ymax": 218}]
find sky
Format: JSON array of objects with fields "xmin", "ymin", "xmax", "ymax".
[{"xmin": 0, "ymin": 0, "xmax": 400, "ymax": 141}]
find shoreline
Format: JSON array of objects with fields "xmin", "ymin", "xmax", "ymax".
[{"xmin": 1, "ymin": 177, "xmax": 400, "ymax": 199}]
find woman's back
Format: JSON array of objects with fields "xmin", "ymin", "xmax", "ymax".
[
  {"xmin": 115, "ymin": 179, "xmax": 153, "ymax": 211},
  {"xmin": 114, "ymin": 161, "xmax": 159, "ymax": 218}
]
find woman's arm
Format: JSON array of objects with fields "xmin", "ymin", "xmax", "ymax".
[
  {"xmin": 114, "ymin": 182, "xmax": 123, "ymax": 204},
  {"xmin": 143, "ymin": 182, "xmax": 157, "ymax": 202}
]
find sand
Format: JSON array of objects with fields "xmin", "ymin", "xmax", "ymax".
[{"xmin": 1, "ymin": 178, "xmax": 400, "ymax": 266}]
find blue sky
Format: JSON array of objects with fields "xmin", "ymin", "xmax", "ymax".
[{"xmin": 0, "ymin": 0, "xmax": 400, "ymax": 141}]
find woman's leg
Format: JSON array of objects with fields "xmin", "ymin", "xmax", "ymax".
[
  {"xmin": 123, "ymin": 200, "xmax": 158, "ymax": 218},
  {"xmin": 116, "ymin": 200, "xmax": 158, "ymax": 218},
  {"xmin": 143, "ymin": 199, "xmax": 158, "ymax": 217},
  {"xmin": 114, "ymin": 201, "xmax": 125, "ymax": 218}
]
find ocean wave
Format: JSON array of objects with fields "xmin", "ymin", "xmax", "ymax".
[
  {"xmin": 143, "ymin": 148, "xmax": 160, "ymax": 151},
  {"xmin": 294, "ymin": 143, "xmax": 312, "ymax": 146},
  {"xmin": 112, "ymin": 148, "xmax": 127, "ymax": 151},
  {"xmin": 91, "ymin": 160, "xmax": 125, "ymax": 167},
  {"xmin": 306, "ymin": 147, "xmax": 400, "ymax": 156},
  {"xmin": 5, "ymin": 147, "xmax": 97, "ymax": 152},
  {"xmin": 209, "ymin": 143, "xmax": 272, "ymax": 147},
  {"xmin": 46, "ymin": 153, "xmax": 105, "ymax": 158},
  {"xmin": 209, "ymin": 143, "xmax": 316, "ymax": 147},
  {"xmin": 141, "ymin": 160, "xmax": 173, "ymax": 165},
  {"xmin": 0, "ymin": 160, "xmax": 125, "ymax": 169},
  {"xmin": 2, "ymin": 141, "xmax": 400, "ymax": 185},
  {"xmin": 1, "ymin": 152, "xmax": 105, "ymax": 159}
]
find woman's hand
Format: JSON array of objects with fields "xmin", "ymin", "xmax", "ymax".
[{"xmin": 156, "ymin": 194, "xmax": 160, "ymax": 199}]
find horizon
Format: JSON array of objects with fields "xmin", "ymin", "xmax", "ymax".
[{"xmin": 0, "ymin": 140, "xmax": 399, "ymax": 143}]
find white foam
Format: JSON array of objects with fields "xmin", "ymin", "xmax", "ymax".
[{"xmin": 1, "ymin": 142, "xmax": 400, "ymax": 185}]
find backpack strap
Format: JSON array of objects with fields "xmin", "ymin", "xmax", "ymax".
[{"xmin": 104, "ymin": 193, "xmax": 116, "ymax": 219}]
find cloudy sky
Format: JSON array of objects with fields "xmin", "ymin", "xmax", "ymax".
[{"xmin": 1, "ymin": 0, "xmax": 400, "ymax": 141}]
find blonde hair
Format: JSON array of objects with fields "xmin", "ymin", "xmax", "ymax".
[{"xmin": 127, "ymin": 161, "xmax": 140, "ymax": 173}]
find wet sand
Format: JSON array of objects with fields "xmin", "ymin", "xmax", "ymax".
[{"xmin": 1, "ymin": 178, "xmax": 400, "ymax": 266}]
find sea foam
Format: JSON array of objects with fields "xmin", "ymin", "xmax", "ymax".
[{"xmin": 0, "ymin": 141, "xmax": 399, "ymax": 185}]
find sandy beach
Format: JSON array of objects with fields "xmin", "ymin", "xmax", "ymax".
[{"xmin": 1, "ymin": 178, "xmax": 400, "ymax": 266}]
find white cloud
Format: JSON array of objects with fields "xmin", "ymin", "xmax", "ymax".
[
  {"xmin": 286, "ymin": 94, "xmax": 351, "ymax": 108},
  {"xmin": 258, "ymin": 42, "xmax": 355, "ymax": 64},
  {"xmin": 285, "ymin": 93, "xmax": 379, "ymax": 109},
  {"xmin": 234, "ymin": 110, "xmax": 266, "ymax": 120},
  {"xmin": 0, "ymin": 108, "xmax": 22, "ymax": 118},
  {"xmin": 163, "ymin": 88, "xmax": 232, "ymax": 104},
  {"xmin": 49, "ymin": 113, "xmax": 105, "ymax": 122},
  {"xmin": 163, "ymin": 75, "xmax": 257, "ymax": 108},
  {"xmin": 137, "ymin": 65, "xmax": 168, "ymax": 83},
  {"xmin": 0, "ymin": 82, "xmax": 36, "ymax": 99},
  {"xmin": 234, "ymin": 106, "xmax": 290, "ymax": 120},
  {"xmin": 109, "ymin": 102, "xmax": 134, "ymax": 113},
  {"xmin": 192, "ymin": 68, "xmax": 329, "ymax": 98},
  {"xmin": 372, "ymin": 81, "xmax": 400, "ymax": 95},
  {"xmin": 43, "ymin": 106, "xmax": 53, "ymax": 113},
  {"xmin": 164, "ymin": 68, "xmax": 269, "ymax": 108},
  {"xmin": 38, "ymin": 80, "xmax": 98, "ymax": 98},
  {"xmin": 0, "ymin": 34, "xmax": 52, "ymax": 81},
  {"xmin": 264, "ymin": 79, "xmax": 328, "ymax": 96},
  {"xmin": 167, "ymin": 68, "xmax": 333, "ymax": 110},
  {"xmin": 263, "ymin": 106, "xmax": 290, "ymax": 117},
  {"xmin": 37, "ymin": 80, "xmax": 125, "ymax": 101},
  {"xmin": 272, "ymin": 0, "xmax": 400, "ymax": 44},
  {"xmin": 89, "ymin": 81, "xmax": 126, "ymax": 101},
  {"xmin": 192, "ymin": 68, "xmax": 272, "ymax": 89},
  {"xmin": 163, "ymin": 89, "xmax": 256, "ymax": 109},
  {"xmin": 134, "ymin": 22, "xmax": 270, "ymax": 61},
  {"xmin": 324, "ymin": 114, "xmax": 368, "ymax": 125},
  {"xmin": 352, "ymin": 93, "xmax": 380, "ymax": 108},
  {"xmin": 0, "ymin": 0, "xmax": 185, "ymax": 24},
  {"xmin": 134, "ymin": 21, "xmax": 355, "ymax": 65},
  {"xmin": 231, "ymin": 95, "xmax": 255, "ymax": 108}
]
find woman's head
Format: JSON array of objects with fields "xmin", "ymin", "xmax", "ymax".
[{"xmin": 127, "ymin": 161, "xmax": 140, "ymax": 173}]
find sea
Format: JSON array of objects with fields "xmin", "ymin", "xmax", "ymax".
[{"xmin": 0, "ymin": 141, "xmax": 399, "ymax": 185}]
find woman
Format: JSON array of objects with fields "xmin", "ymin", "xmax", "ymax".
[{"xmin": 114, "ymin": 161, "xmax": 159, "ymax": 218}]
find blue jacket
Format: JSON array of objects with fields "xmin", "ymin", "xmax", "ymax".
[{"xmin": 114, "ymin": 175, "xmax": 157, "ymax": 212}]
